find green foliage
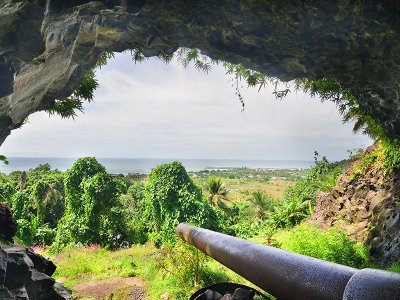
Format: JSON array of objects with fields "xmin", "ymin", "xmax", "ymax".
[
  {"xmin": 95, "ymin": 51, "xmax": 115, "ymax": 69},
  {"xmin": 229, "ymin": 218, "xmax": 265, "ymax": 239},
  {"xmin": 36, "ymin": 224, "xmax": 56, "ymax": 245},
  {"xmin": 0, "ymin": 155, "xmax": 8, "ymax": 165},
  {"xmin": 145, "ymin": 162, "xmax": 220, "ymax": 245},
  {"xmin": 42, "ymin": 44, "xmax": 396, "ymax": 145},
  {"xmin": 11, "ymin": 191, "xmax": 30, "ymax": 220},
  {"xmin": 349, "ymin": 147, "xmax": 380, "ymax": 181},
  {"xmin": 0, "ymin": 174, "xmax": 15, "ymax": 205},
  {"xmin": 191, "ymin": 167, "xmax": 306, "ymax": 180},
  {"xmin": 82, "ymin": 173, "xmax": 126, "ymax": 245},
  {"xmin": 118, "ymin": 181, "xmax": 149, "ymax": 245},
  {"xmin": 158, "ymin": 50, "xmax": 174, "ymax": 64},
  {"xmin": 48, "ymin": 70, "xmax": 98, "ymax": 119},
  {"xmin": 151, "ymin": 242, "xmax": 229, "ymax": 298},
  {"xmin": 49, "ymin": 244, "xmax": 244, "ymax": 300},
  {"xmin": 295, "ymin": 77, "xmax": 390, "ymax": 142},
  {"xmin": 381, "ymin": 140, "xmax": 400, "ymax": 173},
  {"xmin": 387, "ymin": 263, "xmax": 400, "ymax": 273},
  {"xmin": 47, "ymin": 52, "xmax": 114, "ymax": 119},
  {"xmin": 155, "ymin": 243, "xmax": 206, "ymax": 288},
  {"xmin": 249, "ymin": 190, "xmax": 277, "ymax": 219},
  {"xmin": 274, "ymin": 224, "xmax": 371, "ymax": 268},
  {"xmin": 51, "ymin": 245, "xmax": 155, "ymax": 288},
  {"xmin": 266, "ymin": 152, "xmax": 346, "ymax": 230},
  {"xmin": 8, "ymin": 165, "xmax": 66, "ymax": 246},
  {"xmin": 204, "ymin": 176, "xmax": 228, "ymax": 207},
  {"xmin": 175, "ymin": 48, "xmax": 212, "ymax": 73},
  {"xmin": 53, "ymin": 158, "xmax": 127, "ymax": 251},
  {"xmin": 131, "ymin": 48, "xmax": 147, "ymax": 63},
  {"xmin": 347, "ymin": 142, "xmax": 400, "ymax": 179},
  {"xmin": 267, "ymin": 198, "xmax": 310, "ymax": 230},
  {"xmin": 16, "ymin": 217, "xmax": 38, "ymax": 246},
  {"xmin": 63, "ymin": 157, "xmax": 106, "ymax": 213},
  {"xmin": 126, "ymin": 181, "xmax": 145, "ymax": 205}
]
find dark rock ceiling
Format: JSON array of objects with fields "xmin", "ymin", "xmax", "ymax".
[{"xmin": 1, "ymin": 0, "xmax": 400, "ymax": 145}]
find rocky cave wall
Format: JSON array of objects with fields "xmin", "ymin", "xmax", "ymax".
[
  {"xmin": 0, "ymin": 0, "xmax": 400, "ymax": 145},
  {"xmin": 0, "ymin": 204, "xmax": 73, "ymax": 299},
  {"xmin": 309, "ymin": 145, "xmax": 400, "ymax": 265}
]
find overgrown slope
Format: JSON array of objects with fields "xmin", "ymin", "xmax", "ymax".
[{"xmin": 309, "ymin": 143, "xmax": 400, "ymax": 265}]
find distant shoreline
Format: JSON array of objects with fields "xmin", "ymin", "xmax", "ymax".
[{"xmin": 0, "ymin": 157, "xmax": 314, "ymax": 175}]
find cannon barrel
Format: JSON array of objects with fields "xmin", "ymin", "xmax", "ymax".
[{"xmin": 176, "ymin": 223, "xmax": 400, "ymax": 300}]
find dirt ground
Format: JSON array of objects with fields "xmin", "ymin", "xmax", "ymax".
[{"xmin": 74, "ymin": 277, "xmax": 145, "ymax": 299}]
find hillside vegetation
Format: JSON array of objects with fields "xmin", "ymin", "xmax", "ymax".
[{"xmin": 1, "ymin": 142, "xmax": 399, "ymax": 299}]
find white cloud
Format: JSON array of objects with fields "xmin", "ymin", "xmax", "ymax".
[{"xmin": 1, "ymin": 53, "xmax": 372, "ymax": 160}]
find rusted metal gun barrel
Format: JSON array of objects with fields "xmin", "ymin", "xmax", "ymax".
[{"xmin": 176, "ymin": 223, "xmax": 400, "ymax": 300}]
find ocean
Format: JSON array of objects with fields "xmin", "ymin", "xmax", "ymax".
[{"xmin": 0, "ymin": 157, "xmax": 314, "ymax": 175}]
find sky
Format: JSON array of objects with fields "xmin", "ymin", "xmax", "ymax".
[{"xmin": 1, "ymin": 52, "xmax": 372, "ymax": 161}]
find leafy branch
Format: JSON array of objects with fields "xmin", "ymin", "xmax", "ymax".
[
  {"xmin": 45, "ymin": 46, "xmax": 396, "ymax": 145},
  {"xmin": 47, "ymin": 52, "xmax": 114, "ymax": 119}
]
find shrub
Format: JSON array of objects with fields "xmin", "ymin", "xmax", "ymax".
[
  {"xmin": 63, "ymin": 157, "xmax": 106, "ymax": 212},
  {"xmin": 144, "ymin": 162, "xmax": 221, "ymax": 245},
  {"xmin": 381, "ymin": 140, "xmax": 400, "ymax": 173},
  {"xmin": 11, "ymin": 191, "xmax": 30, "ymax": 220},
  {"xmin": 387, "ymin": 263, "xmax": 400, "ymax": 273},
  {"xmin": 274, "ymin": 224, "xmax": 371, "ymax": 268},
  {"xmin": 249, "ymin": 190, "xmax": 278, "ymax": 219},
  {"xmin": 0, "ymin": 174, "xmax": 15, "ymax": 206},
  {"xmin": 36, "ymin": 224, "xmax": 56, "ymax": 245},
  {"xmin": 266, "ymin": 153, "xmax": 346, "ymax": 230},
  {"xmin": 52, "ymin": 158, "xmax": 126, "ymax": 250},
  {"xmin": 147, "ymin": 242, "xmax": 229, "ymax": 299},
  {"xmin": 16, "ymin": 218, "xmax": 37, "ymax": 246}
]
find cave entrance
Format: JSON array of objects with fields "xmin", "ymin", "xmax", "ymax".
[{"xmin": 0, "ymin": 51, "xmax": 372, "ymax": 173}]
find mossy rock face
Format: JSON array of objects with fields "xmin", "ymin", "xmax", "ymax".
[
  {"xmin": 309, "ymin": 144, "xmax": 400, "ymax": 265},
  {"xmin": 1, "ymin": 1, "xmax": 400, "ymax": 143}
]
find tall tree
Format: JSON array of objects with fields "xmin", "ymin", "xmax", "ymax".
[{"xmin": 204, "ymin": 176, "xmax": 228, "ymax": 207}]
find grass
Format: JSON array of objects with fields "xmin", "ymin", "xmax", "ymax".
[
  {"xmin": 40, "ymin": 227, "xmax": 398, "ymax": 300},
  {"xmin": 41, "ymin": 243, "xmax": 267, "ymax": 300},
  {"xmin": 195, "ymin": 178, "xmax": 295, "ymax": 202},
  {"xmin": 43, "ymin": 244, "xmax": 156, "ymax": 289},
  {"xmin": 271, "ymin": 223, "xmax": 371, "ymax": 268}
]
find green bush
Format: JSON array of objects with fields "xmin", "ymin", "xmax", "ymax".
[
  {"xmin": 249, "ymin": 190, "xmax": 277, "ymax": 219},
  {"xmin": 381, "ymin": 140, "xmax": 400, "ymax": 173},
  {"xmin": 387, "ymin": 263, "xmax": 400, "ymax": 273},
  {"xmin": 11, "ymin": 191, "xmax": 30, "ymax": 220},
  {"xmin": 144, "ymin": 162, "xmax": 221, "ymax": 245},
  {"xmin": 274, "ymin": 224, "xmax": 371, "ymax": 268},
  {"xmin": 36, "ymin": 224, "xmax": 56, "ymax": 245},
  {"xmin": 146, "ymin": 242, "xmax": 229, "ymax": 299},
  {"xmin": 0, "ymin": 174, "xmax": 15, "ymax": 205},
  {"xmin": 230, "ymin": 219, "xmax": 265, "ymax": 239},
  {"xmin": 52, "ymin": 158, "xmax": 127, "ymax": 251},
  {"xmin": 16, "ymin": 218, "xmax": 37, "ymax": 246},
  {"xmin": 63, "ymin": 157, "xmax": 106, "ymax": 212},
  {"xmin": 266, "ymin": 153, "xmax": 346, "ymax": 230}
]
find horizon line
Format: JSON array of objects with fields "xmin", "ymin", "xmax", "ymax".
[{"xmin": 2, "ymin": 156, "xmax": 318, "ymax": 161}]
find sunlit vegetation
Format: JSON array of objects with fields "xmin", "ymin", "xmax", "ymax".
[
  {"xmin": 1, "ymin": 142, "xmax": 400, "ymax": 298},
  {"xmin": 273, "ymin": 224, "xmax": 371, "ymax": 268}
]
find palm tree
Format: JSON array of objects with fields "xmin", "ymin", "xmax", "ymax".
[
  {"xmin": 204, "ymin": 176, "xmax": 228, "ymax": 207},
  {"xmin": 249, "ymin": 190, "xmax": 276, "ymax": 220}
]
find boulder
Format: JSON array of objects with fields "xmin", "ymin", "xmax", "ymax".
[
  {"xmin": 0, "ymin": 204, "xmax": 17, "ymax": 243},
  {"xmin": 0, "ymin": 245, "xmax": 74, "ymax": 300}
]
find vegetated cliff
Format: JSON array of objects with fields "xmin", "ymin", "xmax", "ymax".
[
  {"xmin": 0, "ymin": 204, "xmax": 74, "ymax": 299},
  {"xmin": 0, "ymin": 1, "xmax": 400, "ymax": 144},
  {"xmin": 309, "ymin": 144, "xmax": 400, "ymax": 265}
]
